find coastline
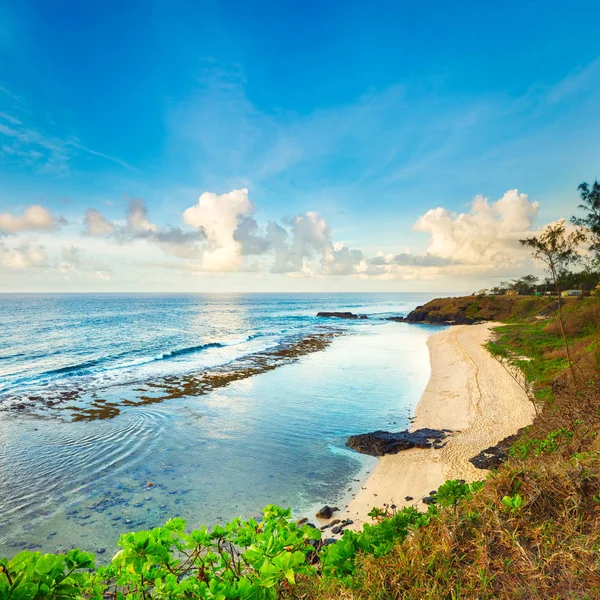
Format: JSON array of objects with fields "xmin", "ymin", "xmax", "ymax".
[{"xmin": 342, "ymin": 322, "xmax": 535, "ymax": 529}]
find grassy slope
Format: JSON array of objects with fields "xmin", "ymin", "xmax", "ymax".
[
  {"xmin": 405, "ymin": 294, "xmax": 570, "ymax": 324},
  {"xmin": 299, "ymin": 295, "xmax": 600, "ymax": 599}
]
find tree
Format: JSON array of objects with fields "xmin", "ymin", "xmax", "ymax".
[
  {"xmin": 572, "ymin": 180, "xmax": 600, "ymax": 258},
  {"xmin": 520, "ymin": 220, "xmax": 585, "ymax": 381},
  {"xmin": 511, "ymin": 274, "xmax": 539, "ymax": 295}
]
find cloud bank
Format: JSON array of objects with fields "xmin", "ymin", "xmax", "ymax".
[{"xmin": 1, "ymin": 187, "xmax": 545, "ymax": 284}]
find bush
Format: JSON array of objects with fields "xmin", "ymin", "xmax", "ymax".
[{"xmin": 0, "ymin": 481, "xmax": 485, "ymax": 599}]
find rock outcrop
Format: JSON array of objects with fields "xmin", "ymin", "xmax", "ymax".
[
  {"xmin": 315, "ymin": 505, "xmax": 339, "ymax": 519},
  {"xmin": 469, "ymin": 429, "xmax": 526, "ymax": 469},
  {"xmin": 346, "ymin": 428, "xmax": 452, "ymax": 457}
]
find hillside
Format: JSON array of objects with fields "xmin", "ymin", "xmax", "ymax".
[{"xmin": 403, "ymin": 294, "xmax": 565, "ymax": 324}]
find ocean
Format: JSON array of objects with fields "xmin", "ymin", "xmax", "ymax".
[{"xmin": 0, "ymin": 293, "xmax": 443, "ymax": 558}]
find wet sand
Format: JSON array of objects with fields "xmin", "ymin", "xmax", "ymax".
[{"xmin": 343, "ymin": 322, "xmax": 535, "ymax": 528}]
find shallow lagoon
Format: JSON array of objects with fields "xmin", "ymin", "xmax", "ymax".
[{"xmin": 0, "ymin": 295, "xmax": 440, "ymax": 558}]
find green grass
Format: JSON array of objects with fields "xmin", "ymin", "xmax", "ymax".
[{"xmin": 487, "ymin": 298, "xmax": 600, "ymax": 401}]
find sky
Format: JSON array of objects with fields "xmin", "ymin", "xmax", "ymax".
[{"xmin": 1, "ymin": 0, "xmax": 599, "ymax": 293}]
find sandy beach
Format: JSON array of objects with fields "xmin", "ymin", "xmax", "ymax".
[{"xmin": 343, "ymin": 322, "xmax": 535, "ymax": 528}]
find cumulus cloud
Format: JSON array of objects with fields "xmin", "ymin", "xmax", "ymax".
[
  {"xmin": 178, "ymin": 190, "xmax": 366, "ymax": 275},
  {"xmin": 264, "ymin": 211, "xmax": 364, "ymax": 275},
  {"xmin": 84, "ymin": 208, "xmax": 114, "ymax": 235},
  {"xmin": 8, "ymin": 187, "xmax": 545, "ymax": 283},
  {"xmin": 183, "ymin": 188, "xmax": 254, "ymax": 271},
  {"xmin": 126, "ymin": 199, "xmax": 158, "ymax": 234},
  {"xmin": 233, "ymin": 215, "xmax": 271, "ymax": 255},
  {"xmin": 83, "ymin": 199, "xmax": 204, "ymax": 258},
  {"xmin": 414, "ymin": 189, "xmax": 539, "ymax": 268},
  {"xmin": 0, "ymin": 205, "xmax": 66, "ymax": 234},
  {"xmin": 176, "ymin": 188, "xmax": 541, "ymax": 279}
]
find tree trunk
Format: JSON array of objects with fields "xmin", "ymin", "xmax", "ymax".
[{"xmin": 552, "ymin": 267, "xmax": 576, "ymax": 382}]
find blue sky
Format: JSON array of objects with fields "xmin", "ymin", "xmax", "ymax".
[{"xmin": 1, "ymin": 0, "xmax": 599, "ymax": 292}]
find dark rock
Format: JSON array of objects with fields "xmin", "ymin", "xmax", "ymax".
[
  {"xmin": 422, "ymin": 496, "xmax": 436, "ymax": 505},
  {"xmin": 320, "ymin": 519, "xmax": 341, "ymax": 530},
  {"xmin": 316, "ymin": 505, "xmax": 335, "ymax": 519},
  {"xmin": 385, "ymin": 316, "xmax": 406, "ymax": 322},
  {"xmin": 404, "ymin": 496, "xmax": 413, "ymax": 501},
  {"xmin": 346, "ymin": 428, "xmax": 452, "ymax": 456},
  {"xmin": 96, "ymin": 548, "xmax": 106, "ymax": 554},
  {"xmin": 343, "ymin": 519, "xmax": 354, "ymax": 526},
  {"xmin": 322, "ymin": 538, "xmax": 337, "ymax": 546},
  {"xmin": 306, "ymin": 523, "xmax": 316, "ymax": 529},
  {"xmin": 359, "ymin": 315, "xmax": 368, "ymax": 319},
  {"xmin": 469, "ymin": 430, "xmax": 525, "ymax": 470},
  {"xmin": 296, "ymin": 517, "xmax": 308, "ymax": 526},
  {"xmin": 331, "ymin": 526, "xmax": 342, "ymax": 534},
  {"xmin": 316, "ymin": 312, "xmax": 359, "ymax": 319},
  {"xmin": 429, "ymin": 490, "xmax": 437, "ymax": 496}
]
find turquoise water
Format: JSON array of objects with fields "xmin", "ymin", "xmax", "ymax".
[{"xmin": 0, "ymin": 293, "xmax": 442, "ymax": 557}]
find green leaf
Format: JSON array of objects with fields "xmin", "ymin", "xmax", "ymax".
[{"xmin": 34, "ymin": 554, "xmax": 62, "ymax": 575}]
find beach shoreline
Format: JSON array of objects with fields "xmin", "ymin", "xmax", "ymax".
[{"xmin": 340, "ymin": 322, "xmax": 535, "ymax": 529}]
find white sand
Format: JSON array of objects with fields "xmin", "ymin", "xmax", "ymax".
[{"xmin": 342, "ymin": 323, "xmax": 535, "ymax": 529}]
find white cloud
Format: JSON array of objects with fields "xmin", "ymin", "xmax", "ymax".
[
  {"xmin": 126, "ymin": 199, "xmax": 158, "ymax": 234},
  {"xmin": 2, "ymin": 187, "xmax": 549, "ymax": 286},
  {"xmin": 84, "ymin": 208, "xmax": 114, "ymax": 235},
  {"xmin": 0, "ymin": 241, "xmax": 47, "ymax": 269},
  {"xmin": 268, "ymin": 212, "xmax": 365, "ymax": 276},
  {"xmin": 414, "ymin": 189, "xmax": 539, "ymax": 268},
  {"xmin": 0, "ymin": 204, "xmax": 65, "ymax": 234},
  {"xmin": 160, "ymin": 187, "xmax": 542, "ymax": 279},
  {"xmin": 84, "ymin": 199, "xmax": 204, "ymax": 259},
  {"xmin": 183, "ymin": 188, "xmax": 254, "ymax": 271}
]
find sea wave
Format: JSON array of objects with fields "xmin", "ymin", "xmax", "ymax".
[{"xmin": 0, "ymin": 340, "xmax": 248, "ymax": 397}]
